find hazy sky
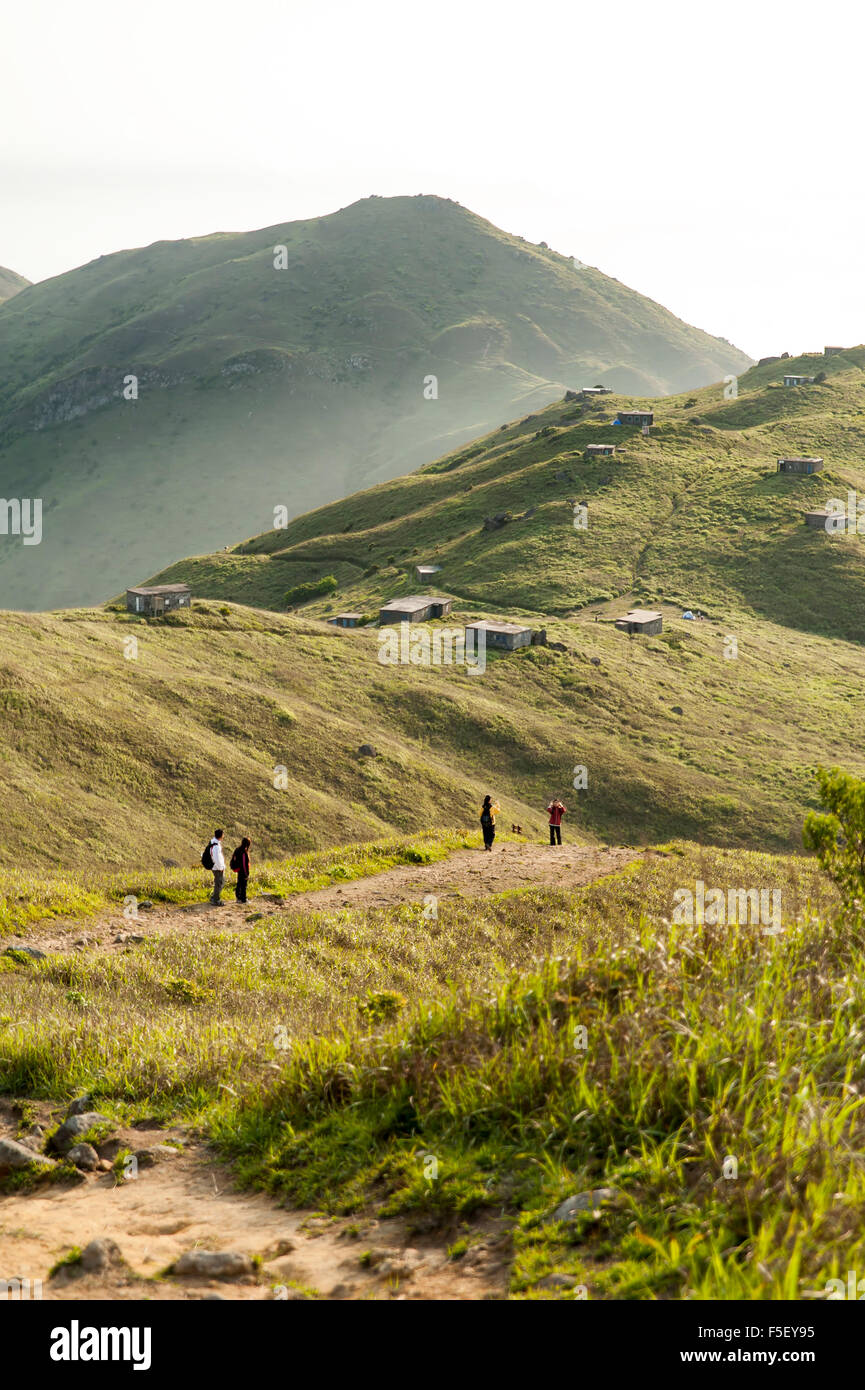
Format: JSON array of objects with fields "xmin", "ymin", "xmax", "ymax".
[{"xmin": 2, "ymin": 0, "xmax": 863, "ymax": 359}]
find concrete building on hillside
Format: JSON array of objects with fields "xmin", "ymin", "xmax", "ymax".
[
  {"xmin": 617, "ymin": 410, "xmax": 654, "ymax": 427},
  {"xmin": 804, "ymin": 510, "xmax": 832, "ymax": 529},
  {"xmin": 415, "ymin": 564, "xmax": 442, "ymax": 582},
  {"xmin": 581, "ymin": 385, "xmax": 613, "ymax": 398},
  {"xmin": 326, "ymin": 613, "xmax": 364, "ymax": 628},
  {"xmin": 824, "ymin": 346, "xmax": 847, "ymax": 357},
  {"xmin": 126, "ymin": 583, "xmax": 191, "ymax": 616},
  {"xmin": 465, "ymin": 620, "xmax": 534, "ymax": 651},
  {"xmin": 783, "ymin": 373, "xmax": 815, "ymax": 386},
  {"xmin": 778, "ymin": 456, "xmax": 824, "ymax": 475},
  {"xmin": 585, "ymin": 443, "xmax": 617, "ymax": 458},
  {"xmin": 379, "ymin": 595, "xmax": 453, "ymax": 624},
  {"xmin": 615, "ymin": 608, "xmax": 663, "ymax": 636}
]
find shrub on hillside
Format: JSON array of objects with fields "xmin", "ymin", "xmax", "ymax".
[
  {"xmin": 803, "ymin": 766, "xmax": 865, "ymax": 913},
  {"xmin": 283, "ymin": 575, "xmax": 338, "ymax": 606}
]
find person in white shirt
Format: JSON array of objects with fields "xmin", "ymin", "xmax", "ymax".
[{"xmin": 209, "ymin": 829, "xmax": 226, "ymax": 905}]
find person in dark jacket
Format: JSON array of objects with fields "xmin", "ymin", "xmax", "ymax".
[
  {"xmin": 231, "ymin": 836, "xmax": 251, "ymax": 902},
  {"xmin": 480, "ymin": 795, "xmax": 500, "ymax": 852}
]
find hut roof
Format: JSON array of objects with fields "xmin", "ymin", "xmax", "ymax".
[
  {"xmin": 127, "ymin": 584, "xmax": 190, "ymax": 595},
  {"xmin": 466, "ymin": 620, "xmax": 532, "ymax": 635}
]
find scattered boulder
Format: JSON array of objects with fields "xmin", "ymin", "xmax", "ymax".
[
  {"xmin": 482, "ymin": 512, "xmax": 512, "ymax": 532},
  {"xmin": 66, "ymin": 1094, "xmax": 94, "ymax": 1117},
  {"xmin": 671, "ymin": 705, "xmax": 684, "ymax": 716},
  {"xmin": 0, "ymin": 1137, "xmax": 56, "ymax": 1173},
  {"xmin": 95, "ymin": 1137, "xmax": 123, "ymax": 1161},
  {"xmin": 536, "ymin": 1272, "xmax": 578, "ymax": 1290},
  {"xmin": 67, "ymin": 1143, "xmax": 99, "ymax": 1172},
  {"xmin": 590, "ymin": 657, "xmax": 601, "ymax": 667},
  {"xmin": 172, "ymin": 1250, "xmax": 253, "ymax": 1280},
  {"xmin": 133, "ymin": 1145, "xmax": 180, "ymax": 1168},
  {"xmin": 531, "ymin": 629, "xmax": 548, "ymax": 647},
  {"xmin": 80, "ymin": 1238, "xmax": 124, "ymax": 1273},
  {"xmin": 357, "ymin": 744, "xmax": 378, "ymax": 758},
  {"xmin": 551, "ymin": 1187, "xmax": 622, "ymax": 1222},
  {"xmin": 138, "ymin": 901, "xmax": 154, "ymax": 911},
  {"xmin": 3, "ymin": 945, "xmax": 45, "ymax": 963},
  {"xmin": 48, "ymin": 1112, "xmax": 108, "ymax": 1155}
]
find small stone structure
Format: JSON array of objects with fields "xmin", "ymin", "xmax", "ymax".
[
  {"xmin": 465, "ymin": 620, "xmax": 533, "ymax": 651},
  {"xmin": 126, "ymin": 584, "xmax": 191, "ymax": 616},
  {"xmin": 379, "ymin": 596, "xmax": 453, "ymax": 624},
  {"xmin": 778, "ymin": 456, "xmax": 824, "ymax": 475},
  {"xmin": 615, "ymin": 608, "xmax": 663, "ymax": 636},
  {"xmin": 326, "ymin": 613, "xmax": 364, "ymax": 627}
]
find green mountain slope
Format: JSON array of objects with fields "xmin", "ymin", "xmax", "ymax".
[
  {"xmin": 0, "ymin": 195, "xmax": 749, "ymax": 611},
  {"xmin": 152, "ymin": 346, "xmax": 865, "ymax": 643},
  {"xmin": 0, "ymin": 267, "xmax": 30, "ymax": 305},
  {"xmin": 0, "ymin": 572, "xmax": 863, "ymax": 873}
]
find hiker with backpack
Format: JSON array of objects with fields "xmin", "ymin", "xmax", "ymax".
[
  {"xmin": 547, "ymin": 798, "xmax": 567, "ymax": 846},
  {"xmin": 480, "ymin": 794, "xmax": 500, "ymax": 852},
  {"xmin": 230, "ymin": 837, "xmax": 251, "ymax": 903},
  {"xmin": 202, "ymin": 829, "xmax": 226, "ymax": 905}
]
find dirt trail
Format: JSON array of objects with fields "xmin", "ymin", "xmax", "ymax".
[
  {"xmin": 2, "ymin": 841, "xmax": 640, "ymax": 1300},
  {"xmin": 0, "ymin": 1111, "xmax": 509, "ymax": 1301},
  {"xmin": 21, "ymin": 841, "xmax": 639, "ymax": 957}
]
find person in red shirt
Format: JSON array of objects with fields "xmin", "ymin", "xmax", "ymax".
[{"xmin": 546, "ymin": 798, "xmax": 566, "ymax": 846}]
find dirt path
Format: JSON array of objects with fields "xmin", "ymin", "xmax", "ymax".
[
  {"xmin": 21, "ymin": 841, "xmax": 639, "ymax": 957},
  {"xmin": 2, "ymin": 841, "xmax": 640, "ymax": 1300},
  {"xmin": 0, "ymin": 1108, "xmax": 509, "ymax": 1301}
]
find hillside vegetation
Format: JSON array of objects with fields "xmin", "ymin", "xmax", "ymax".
[
  {"xmin": 157, "ymin": 346, "xmax": 865, "ymax": 643},
  {"xmin": 0, "ymin": 195, "xmax": 749, "ymax": 610},
  {"xmin": 0, "ymin": 575, "xmax": 863, "ymax": 873},
  {"xmin": 4, "ymin": 839, "xmax": 862, "ymax": 1299}
]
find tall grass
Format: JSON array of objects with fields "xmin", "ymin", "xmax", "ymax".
[{"xmin": 3, "ymin": 841, "xmax": 859, "ymax": 1297}]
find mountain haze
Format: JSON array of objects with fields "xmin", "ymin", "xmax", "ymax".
[{"xmin": 0, "ymin": 195, "xmax": 750, "ymax": 610}]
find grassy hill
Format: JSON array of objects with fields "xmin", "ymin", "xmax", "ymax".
[
  {"xmin": 0, "ymin": 267, "xmax": 30, "ymax": 305},
  {"xmin": 0, "ymin": 575, "xmax": 864, "ymax": 877},
  {"xmin": 155, "ymin": 346, "xmax": 865, "ymax": 644},
  {"xmin": 0, "ymin": 195, "xmax": 749, "ymax": 611}
]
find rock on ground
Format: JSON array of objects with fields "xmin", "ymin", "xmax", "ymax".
[
  {"xmin": 66, "ymin": 1143, "xmax": 100, "ymax": 1171},
  {"xmin": 172, "ymin": 1250, "xmax": 253, "ymax": 1280},
  {"xmin": 0, "ymin": 1137, "xmax": 56, "ymax": 1172},
  {"xmin": 551, "ymin": 1188, "xmax": 621, "ymax": 1222},
  {"xmin": 48, "ymin": 1112, "xmax": 108, "ymax": 1154}
]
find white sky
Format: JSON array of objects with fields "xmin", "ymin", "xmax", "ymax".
[{"xmin": 2, "ymin": 0, "xmax": 863, "ymax": 359}]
